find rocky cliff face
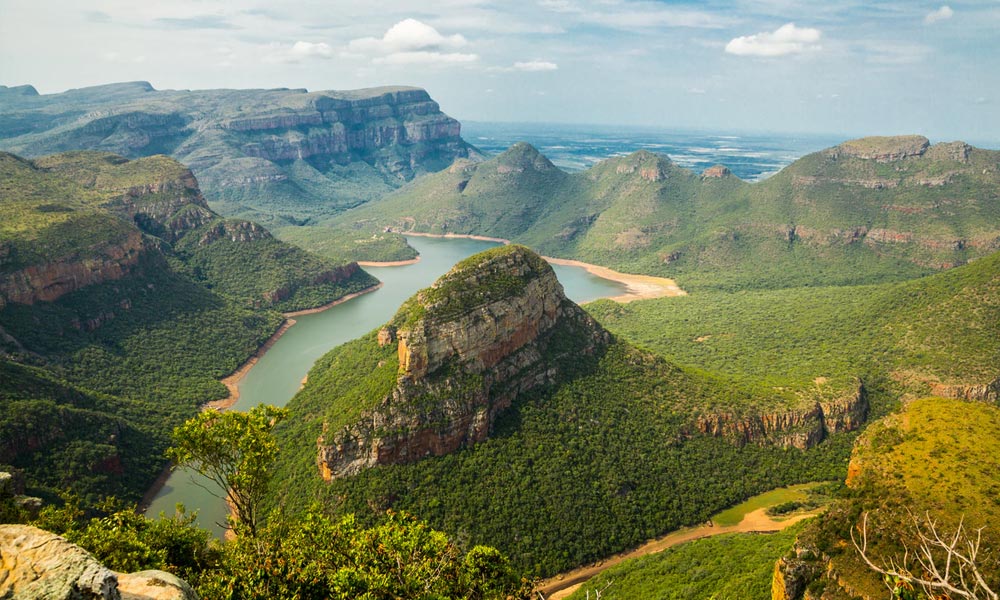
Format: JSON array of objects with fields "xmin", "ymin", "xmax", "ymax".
[
  {"xmin": 316, "ymin": 245, "xmax": 610, "ymax": 479},
  {"xmin": 0, "ymin": 230, "xmax": 153, "ymax": 306},
  {"xmin": 0, "ymin": 525, "xmax": 196, "ymax": 600},
  {"xmin": 692, "ymin": 379, "xmax": 867, "ymax": 450},
  {"xmin": 0, "ymin": 84, "xmax": 480, "ymax": 221}
]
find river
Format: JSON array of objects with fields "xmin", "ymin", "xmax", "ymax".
[{"xmin": 145, "ymin": 235, "xmax": 627, "ymax": 534}]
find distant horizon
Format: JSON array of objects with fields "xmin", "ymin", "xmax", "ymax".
[
  {"xmin": 2, "ymin": 1, "xmax": 997, "ymax": 143},
  {"xmin": 5, "ymin": 77, "xmax": 999, "ymax": 149}
]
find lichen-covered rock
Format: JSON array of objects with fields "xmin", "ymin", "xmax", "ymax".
[
  {"xmin": 317, "ymin": 245, "xmax": 611, "ymax": 479},
  {"xmin": 117, "ymin": 571, "xmax": 197, "ymax": 600},
  {"xmin": 0, "ymin": 524, "xmax": 119, "ymax": 599},
  {"xmin": 0, "ymin": 526, "xmax": 198, "ymax": 600}
]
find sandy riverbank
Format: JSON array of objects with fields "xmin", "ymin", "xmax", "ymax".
[
  {"xmin": 398, "ymin": 231, "xmax": 686, "ymax": 302},
  {"xmin": 542, "ymin": 256, "xmax": 686, "ymax": 303},
  {"xmin": 539, "ymin": 507, "xmax": 819, "ymax": 599},
  {"xmin": 402, "ymin": 231, "xmax": 512, "ymax": 244},
  {"xmin": 358, "ymin": 257, "xmax": 421, "ymax": 267}
]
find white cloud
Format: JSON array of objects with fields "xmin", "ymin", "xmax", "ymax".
[
  {"xmin": 347, "ymin": 18, "xmax": 476, "ymax": 67},
  {"xmin": 348, "ymin": 18, "xmax": 467, "ymax": 54},
  {"xmin": 512, "ymin": 60, "xmax": 558, "ymax": 71},
  {"xmin": 262, "ymin": 41, "xmax": 333, "ymax": 64},
  {"xmin": 924, "ymin": 5, "xmax": 954, "ymax": 24},
  {"xmin": 725, "ymin": 22, "xmax": 821, "ymax": 57}
]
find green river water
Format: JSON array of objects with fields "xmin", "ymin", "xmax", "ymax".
[{"xmin": 145, "ymin": 236, "xmax": 626, "ymax": 534}]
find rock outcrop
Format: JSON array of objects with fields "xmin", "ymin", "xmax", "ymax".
[
  {"xmin": 692, "ymin": 379, "xmax": 867, "ymax": 450},
  {"xmin": 828, "ymin": 135, "xmax": 930, "ymax": 162},
  {"xmin": 702, "ymin": 164, "xmax": 732, "ymax": 178},
  {"xmin": 0, "ymin": 525, "xmax": 197, "ymax": 600},
  {"xmin": 316, "ymin": 245, "xmax": 611, "ymax": 479},
  {"xmin": 929, "ymin": 376, "xmax": 1000, "ymax": 403},
  {"xmin": 0, "ymin": 230, "xmax": 153, "ymax": 306}
]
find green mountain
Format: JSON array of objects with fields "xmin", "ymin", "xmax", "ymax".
[
  {"xmin": 270, "ymin": 245, "xmax": 862, "ymax": 577},
  {"xmin": 330, "ymin": 136, "xmax": 1000, "ymax": 290},
  {"xmin": 0, "ymin": 82, "xmax": 481, "ymax": 230},
  {"xmin": 0, "ymin": 150, "xmax": 377, "ymax": 503}
]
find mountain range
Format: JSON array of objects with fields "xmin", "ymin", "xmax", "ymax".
[
  {"xmin": 330, "ymin": 135, "xmax": 1000, "ymax": 290},
  {"xmin": 0, "ymin": 82, "xmax": 480, "ymax": 229}
]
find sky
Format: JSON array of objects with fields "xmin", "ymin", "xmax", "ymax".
[{"xmin": 2, "ymin": 0, "xmax": 999, "ymax": 142}]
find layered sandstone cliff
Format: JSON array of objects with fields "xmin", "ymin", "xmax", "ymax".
[
  {"xmin": 692, "ymin": 379, "xmax": 867, "ymax": 450},
  {"xmin": 316, "ymin": 245, "xmax": 611, "ymax": 479}
]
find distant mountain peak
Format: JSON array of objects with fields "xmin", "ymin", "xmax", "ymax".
[
  {"xmin": 493, "ymin": 142, "xmax": 557, "ymax": 173},
  {"xmin": 610, "ymin": 149, "xmax": 673, "ymax": 181}
]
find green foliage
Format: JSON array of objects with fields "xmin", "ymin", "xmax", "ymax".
[
  {"xmin": 0, "ymin": 150, "xmax": 373, "ymax": 504},
  {"xmin": 173, "ymin": 227, "xmax": 379, "ymax": 312},
  {"xmin": 31, "ymin": 494, "xmax": 217, "ymax": 583},
  {"xmin": 566, "ymin": 523, "xmax": 808, "ymax": 600},
  {"xmin": 276, "ymin": 226, "xmax": 418, "ymax": 264},
  {"xmin": 273, "ymin": 340, "xmax": 856, "ymax": 577},
  {"xmin": 168, "ymin": 405, "xmax": 287, "ymax": 536},
  {"xmin": 198, "ymin": 507, "xmax": 532, "ymax": 600},
  {"xmin": 588, "ymin": 248, "xmax": 1000, "ymax": 399}
]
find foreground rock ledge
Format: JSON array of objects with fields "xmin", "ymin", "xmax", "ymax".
[{"xmin": 0, "ymin": 525, "xmax": 196, "ymax": 600}]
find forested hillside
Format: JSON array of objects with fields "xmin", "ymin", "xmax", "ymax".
[{"xmin": 0, "ymin": 150, "xmax": 376, "ymax": 502}]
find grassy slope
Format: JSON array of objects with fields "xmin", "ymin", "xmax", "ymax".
[
  {"xmin": 329, "ymin": 140, "xmax": 1000, "ymax": 290},
  {"xmin": 587, "ymin": 248, "xmax": 1000, "ymax": 398},
  {"xmin": 787, "ymin": 397, "xmax": 1000, "ymax": 598}
]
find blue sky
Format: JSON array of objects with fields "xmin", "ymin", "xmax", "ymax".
[{"xmin": 2, "ymin": 0, "xmax": 998, "ymax": 142}]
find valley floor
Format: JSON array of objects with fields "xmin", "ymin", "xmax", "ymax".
[{"xmin": 539, "ymin": 487, "xmax": 824, "ymax": 599}]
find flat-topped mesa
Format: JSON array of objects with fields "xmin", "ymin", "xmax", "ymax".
[
  {"xmin": 317, "ymin": 245, "xmax": 611, "ymax": 479},
  {"xmin": 826, "ymin": 135, "xmax": 930, "ymax": 162}
]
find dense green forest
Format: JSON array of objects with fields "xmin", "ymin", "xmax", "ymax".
[
  {"xmin": 274, "ymin": 332, "xmax": 855, "ymax": 577},
  {"xmin": 588, "ymin": 247, "xmax": 1000, "ymax": 396},
  {"xmin": 0, "ymin": 150, "xmax": 378, "ymax": 503}
]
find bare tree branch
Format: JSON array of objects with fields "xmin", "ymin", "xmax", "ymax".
[{"xmin": 851, "ymin": 510, "xmax": 998, "ymax": 600}]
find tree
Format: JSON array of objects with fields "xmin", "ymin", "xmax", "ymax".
[
  {"xmin": 167, "ymin": 405, "xmax": 287, "ymax": 537},
  {"xmin": 852, "ymin": 510, "xmax": 998, "ymax": 600}
]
